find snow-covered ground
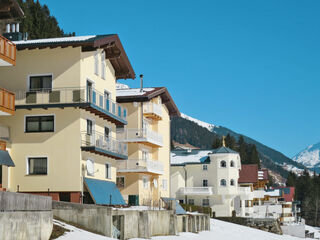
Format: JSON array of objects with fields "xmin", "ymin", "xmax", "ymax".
[{"xmin": 55, "ymin": 218, "xmax": 320, "ymax": 240}]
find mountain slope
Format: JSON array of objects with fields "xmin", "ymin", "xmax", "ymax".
[
  {"xmin": 293, "ymin": 142, "xmax": 320, "ymax": 172},
  {"xmin": 171, "ymin": 114, "xmax": 306, "ymax": 178}
]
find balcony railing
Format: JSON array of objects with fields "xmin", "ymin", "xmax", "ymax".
[
  {"xmin": 0, "ymin": 88, "xmax": 15, "ymax": 115},
  {"xmin": 117, "ymin": 159, "xmax": 164, "ymax": 175},
  {"xmin": 143, "ymin": 102, "xmax": 162, "ymax": 119},
  {"xmin": 117, "ymin": 128, "xmax": 163, "ymax": 147},
  {"xmin": 177, "ymin": 187, "xmax": 215, "ymax": 196},
  {"xmin": 0, "ymin": 35, "xmax": 16, "ymax": 66},
  {"xmin": 81, "ymin": 131, "xmax": 127, "ymax": 159},
  {"xmin": 15, "ymin": 87, "xmax": 127, "ymax": 124}
]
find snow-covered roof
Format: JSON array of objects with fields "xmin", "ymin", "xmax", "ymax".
[
  {"xmin": 171, "ymin": 150, "xmax": 213, "ymax": 165},
  {"xmin": 13, "ymin": 35, "xmax": 99, "ymax": 45},
  {"xmin": 116, "ymin": 88, "xmax": 155, "ymax": 97}
]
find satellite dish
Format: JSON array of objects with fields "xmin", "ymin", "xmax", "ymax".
[{"xmin": 86, "ymin": 159, "xmax": 94, "ymax": 176}]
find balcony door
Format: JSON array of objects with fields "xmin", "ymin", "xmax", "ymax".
[
  {"xmin": 86, "ymin": 80, "xmax": 93, "ymax": 103},
  {"xmin": 104, "ymin": 91, "xmax": 111, "ymax": 111}
]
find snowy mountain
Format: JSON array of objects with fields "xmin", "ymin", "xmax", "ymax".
[
  {"xmin": 181, "ymin": 113, "xmax": 215, "ymax": 132},
  {"xmin": 292, "ymin": 142, "xmax": 320, "ymax": 172}
]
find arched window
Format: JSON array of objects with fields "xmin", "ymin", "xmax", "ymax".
[
  {"xmin": 230, "ymin": 179, "xmax": 235, "ymax": 186},
  {"xmin": 220, "ymin": 179, "xmax": 227, "ymax": 186},
  {"xmin": 230, "ymin": 161, "xmax": 235, "ymax": 167},
  {"xmin": 220, "ymin": 160, "xmax": 226, "ymax": 168}
]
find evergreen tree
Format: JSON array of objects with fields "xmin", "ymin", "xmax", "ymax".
[
  {"xmin": 212, "ymin": 137, "xmax": 222, "ymax": 149},
  {"xmin": 238, "ymin": 136, "xmax": 247, "ymax": 163},
  {"xmin": 225, "ymin": 134, "xmax": 236, "ymax": 150},
  {"xmin": 16, "ymin": 0, "xmax": 75, "ymax": 39}
]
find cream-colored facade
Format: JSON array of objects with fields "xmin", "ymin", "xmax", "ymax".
[
  {"xmin": 116, "ymin": 87, "xmax": 178, "ymax": 206},
  {"xmin": 0, "ymin": 35, "xmax": 134, "ymax": 203}
]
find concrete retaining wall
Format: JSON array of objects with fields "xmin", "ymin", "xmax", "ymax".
[
  {"xmin": 0, "ymin": 192, "xmax": 53, "ymax": 240},
  {"xmin": 53, "ymin": 201, "xmax": 210, "ymax": 239}
]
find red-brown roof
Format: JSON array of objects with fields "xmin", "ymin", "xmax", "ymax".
[{"xmin": 238, "ymin": 164, "xmax": 258, "ymax": 184}]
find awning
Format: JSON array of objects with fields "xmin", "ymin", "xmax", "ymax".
[
  {"xmin": 84, "ymin": 178, "xmax": 125, "ymax": 205},
  {"xmin": 0, "ymin": 150, "xmax": 15, "ymax": 167}
]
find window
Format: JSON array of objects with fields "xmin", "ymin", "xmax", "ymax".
[
  {"xmin": 25, "ymin": 115, "xmax": 54, "ymax": 133},
  {"xmin": 86, "ymin": 159, "xmax": 94, "ymax": 176},
  {"xmin": 142, "ymin": 150, "xmax": 149, "ymax": 160},
  {"xmin": 188, "ymin": 199, "xmax": 194, "ymax": 205},
  {"xmin": 220, "ymin": 160, "xmax": 226, "ymax": 168},
  {"xmin": 105, "ymin": 163, "xmax": 111, "ymax": 179},
  {"xmin": 220, "ymin": 179, "xmax": 227, "ymax": 186},
  {"xmin": 101, "ymin": 51, "xmax": 106, "ymax": 79},
  {"xmin": 87, "ymin": 119, "xmax": 93, "ymax": 135},
  {"xmin": 162, "ymin": 179, "xmax": 168, "ymax": 190},
  {"xmin": 203, "ymin": 179, "xmax": 208, "ymax": 187},
  {"xmin": 230, "ymin": 179, "xmax": 235, "ymax": 186},
  {"xmin": 27, "ymin": 157, "xmax": 47, "ymax": 175},
  {"xmin": 116, "ymin": 177, "xmax": 125, "ymax": 188},
  {"xmin": 202, "ymin": 199, "xmax": 209, "ymax": 207},
  {"xmin": 203, "ymin": 165, "xmax": 208, "ymax": 171},
  {"xmin": 29, "ymin": 75, "xmax": 52, "ymax": 91},
  {"xmin": 104, "ymin": 126, "xmax": 110, "ymax": 139},
  {"xmin": 230, "ymin": 161, "xmax": 235, "ymax": 167},
  {"xmin": 94, "ymin": 52, "xmax": 99, "ymax": 75},
  {"xmin": 143, "ymin": 176, "xmax": 149, "ymax": 189}
]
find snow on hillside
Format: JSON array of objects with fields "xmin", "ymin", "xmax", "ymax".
[
  {"xmin": 181, "ymin": 113, "xmax": 215, "ymax": 132},
  {"xmin": 293, "ymin": 142, "xmax": 320, "ymax": 169},
  {"xmin": 56, "ymin": 218, "xmax": 319, "ymax": 240}
]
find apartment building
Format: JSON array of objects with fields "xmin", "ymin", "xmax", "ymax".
[
  {"xmin": 0, "ymin": 0, "xmax": 24, "ymax": 190},
  {"xmin": 116, "ymin": 85, "xmax": 180, "ymax": 206},
  {"xmin": 0, "ymin": 34, "xmax": 135, "ymax": 204}
]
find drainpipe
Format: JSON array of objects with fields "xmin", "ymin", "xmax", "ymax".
[{"xmin": 140, "ymin": 74, "xmax": 144, "ymax": 134}]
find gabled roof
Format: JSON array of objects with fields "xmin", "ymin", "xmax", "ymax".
[
  {"xmin": 238, "ymin": 164, "xmax": 259, "ymax": 184},
  {"xmin": 13, "ymin": 34, "xmax": 135, "ymax": 79},
  {"xmin": 0, "ymin": 0, "xmax": 24, "ymax": 20},
  {"xmin": 117, "ymin": 87, "xmax": 180, "ymax": 117},
  {"xmin": 211, "ymin": 146, "xmax": 238, "ymax": 154}
]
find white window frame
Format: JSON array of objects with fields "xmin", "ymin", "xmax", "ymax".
[
  {"xmin": 105, "ymin": 162, "xmax": 111, "ymax": 179},
  {"xmin": 203, "ymin": 164, "xmax": 208, "ymax": 171},
  {"xmin": 142, "ymin": 176, "xmax": 149, "ymax": 189},
  {"xmin": 220, "ymin": 160, "xmax": 227, "ymax": 168},
  {"xmin": 188, "ymin": 199, "xmax": 194, "ymax": 205},
  {"xmin": 94, "ymin": 51, "xmax": 99, "ymax": 75},
  {"xmin": 24, "ymin": 114, "xmax": 56, "ymax": 133},
  {"xmin": 27, "ymin": 73, "xmax": 53, "ymax": 90},
  {"xmin": 162, "ymin": 179, "xmax": 168, "ymax": 191},
  {"xmin": 86, "ymin": 117, "xmax": 95, "ymax": 136},
  {"xmin": 220, "ymin": 179, "xmax": 227, "ymax": 187},
  {"xmin": 26, "ymin": 156, "xmax": 49, "ymax": 175},
  {"xmin": 202, "ymin": 198, "xmax": 210, "ymax": 207},
  {"xmin": 86, "ymin": 158, "xmax": 95, "ymax": 176},
  {"xmin": 203, "ymin": 179, "xmax": 208, "ymax": 187},
  {"xmin": 101, "ymin": 51, "xmax": 106, "ymax": 79}
]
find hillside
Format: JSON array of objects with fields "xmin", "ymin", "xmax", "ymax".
[{"xmin": 171, "ymin": 115, "xmax": 306, "ymax": 178}]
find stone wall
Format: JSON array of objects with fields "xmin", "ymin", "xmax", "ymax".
[
  {"xmin": 0, "ymin": 192, "xmax": 53, "ymax": 240},
  {"xmin": 53, "ymin": 201, "xmax": 210, "ymax": 239}
]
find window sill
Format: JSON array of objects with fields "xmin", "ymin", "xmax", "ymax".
[{"xmin": 26, "ymin": 174, "xmax": 48, "ymax": 176}]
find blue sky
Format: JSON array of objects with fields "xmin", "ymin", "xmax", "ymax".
[{"xmin": 39, "ymin": 0, "xmax": 320, "ymax": 157}]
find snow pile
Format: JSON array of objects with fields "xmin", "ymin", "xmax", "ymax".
[
  {"xmin": 116, "ymin": 83, "xmax": 130, "ymax": 90},
  {"xmin": 55, "ymin": 218, "xmax": 318, "ymax": 240},
  {"xmin": 181, "ymin": 113, "xmax": 215, "ymax": 132},
  {"xmin": 293, "ymin": 142, "xmax": 320, "ymax": 169}
]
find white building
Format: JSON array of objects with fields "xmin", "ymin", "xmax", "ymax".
[{"xmin": 170, "ymin": 146, "xmax": 253, "ymax": 217}]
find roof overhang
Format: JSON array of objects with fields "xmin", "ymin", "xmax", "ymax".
[
  {"xmin": 0, "ymin": 0, "xmax": 24, "ymax": 20},
  {"xmin": 15, "ymin": 35, "xmax": 135, "ymax": 80},
  {"xmin": 117, "ymin": 87, "xmax": 180, "ymax": 117}
]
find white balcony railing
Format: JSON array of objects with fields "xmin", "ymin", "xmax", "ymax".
[
  {"xmin": 238, "ymin": 187, "xmax": 254, "ymax": 200},
  {"xmin": 117, "ymin": 159, "xmax": 164, "ymax": 175},
  {"xmin": 14, "ymin": 87, "xmax": 127, "ymax": 122},
  {"xmin": 117, "ymin": 128, "xmax": 163, "ymax": 147},
  {"xmin": 177, "ymin": 187, "xmax": 214, "ymax": 196},
  {"xmin": 143, "ymin": 102, "xmax": 162, "ymax": 118},
  {"xmin": 81, "ymin": 131, "xmax": 127, "ymax": 157}
]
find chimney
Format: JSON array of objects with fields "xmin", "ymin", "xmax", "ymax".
[
  {"xmin": 6, "ymin": 24, "xmax": 10, "ymax": 33},
  {"xmin": 140, "ymin": 74, "xmax": 144, "ymax": 92},
  {"xmin": 3, "ymin": 22, "xmax": 24, "ymax": 41}
]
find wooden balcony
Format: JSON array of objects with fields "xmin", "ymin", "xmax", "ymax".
[
  {"xmin": 0, "ymin": 88, "xmax": 15, "ymax": 115},
  {"xmin": 0, "ymin": 35, "xmax": 16, "ymax": 66}
]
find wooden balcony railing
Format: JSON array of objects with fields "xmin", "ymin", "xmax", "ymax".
[
  {"xmin": 0, "ymin": 88, "xmax": 15, "ymax": 115},
  {"xmin": 0, "ymin": 35, "xmax": 16, "ymax": 66}
]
